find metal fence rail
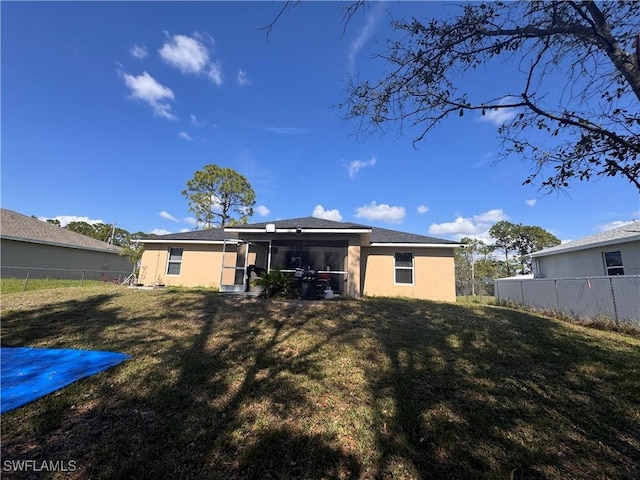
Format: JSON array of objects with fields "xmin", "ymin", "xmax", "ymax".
[
  {"xmin": 1, "ymin": 266, "xmax": 134, "ymax": 292},
  {"xmin": 494, "ymin": 275, "xmax": 640, "ymax": 324}
]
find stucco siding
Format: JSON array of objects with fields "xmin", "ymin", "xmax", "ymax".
[
  {"xmin": 361, "ymin": 247, "xmax": 456, "ymax": 301},
  {"xmin": 139, "ymin": 243, "xmax": 235, "ymax": 288},
  {"xmin": 0, "ymin": 239, "xmax": 132, "ymax": 279},
  {"xmin": 536, "ymin": 240, "xmax": 640, "ymax": 278}
]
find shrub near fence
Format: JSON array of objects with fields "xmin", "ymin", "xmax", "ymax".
[
  {"xmin": 494, "ymin": 275, "xmax": 640, "ymax": 324},
  {"xmin": 0, "ymin": 267, "xmax": 133, "ymax": 293}
]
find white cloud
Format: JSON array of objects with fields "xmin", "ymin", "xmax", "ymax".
[
  {"xmin": 428, "ymin": 209, "xmax": 508, "ymax": 240},
  {"xmin": 179, "ymin": 228, "xmax": 192, "ymax": 233},
  {"xmin": 255, "ymin": 205, "xmax": 270, "ymax": 217},
  {"xmin": 596, "ymin": 220, "xmax": 634, "ymax": 232},
  {"xmin": 237, "ymin": 69, "xmax": 251, "ymax": 86},
  {"xmin": 355, "ymin": 201, "xmax": 405, "ymax": 224},
  {"xmin": 312, "ymin": 205, "xmax": 343, "ymax": 222},
  {"xmin": 479, "ymin": 97, "xmax": 519, "ymax": 126},
  {"xmin": 179, "ymin": 132, "xmax": 193, "ymax": 141},
  {"xmin": 347, "ymin": 155, "xmax": 377, "ymax": 178},
  {"xmin": 417, "ymin": 205, "xmax": 429, "ymax": 214},
  {"xmin": 159, "ymin": 211, "xmax": 178, "ymax": 222},
  {"xmin": 130, "ymin": 44, "xmax": 148, "ymax": 59},
  {"xmin": 525, "ymin": 199, "xmax": 537, "ymax": 207},
  {"xmin": 123, "ymin": 71, "xmax": 176, "ymax": 120},
  {"xmin": 38, "ymin": 215, "xmax": 104, "ymax": 227},
  {"xmin": 150, "ymin": 228, "xmax": 172, "ymax": 235},
  {"xmin": 159, "ymin": 33, "xmax": 223, "ymax": 86},
  {"xmin": 183, "ymin": 217, "xmax": 199, "ymax": 226},
  {"xmin": 190, "ymin": 114, "xmax": 206, "ymax": 127}
]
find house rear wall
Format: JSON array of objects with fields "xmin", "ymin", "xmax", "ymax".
[
  {"xmin": 0, "ymin": 239, "xmax": 132, "ymax": 279},
  {"xmin": 361, "ymin": 247, "xmax": 456, "ymax": 301},
  {"xmin": 139, "ymin": 243, "xmax": 236, "ymax": 288},
  {"xmin": 535, "ymin": 240, "xmax": 640, "ymax": 278}
]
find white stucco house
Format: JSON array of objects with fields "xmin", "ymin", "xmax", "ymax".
[{"xmin": 530, "ymin": 221, "xmax": 640, "ymax": 278}]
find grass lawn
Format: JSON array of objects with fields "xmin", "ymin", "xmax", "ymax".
[{"xmin": 2, "ymin": 287, "xmax": 639, "ymax": 479}]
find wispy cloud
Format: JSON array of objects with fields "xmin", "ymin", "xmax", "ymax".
[
  {"xmin": 265, "ymin": 126, "xmax": 308, "ymax": 135},
  {"xmin": 190, "ymin": 114, "xmax": 206, "ymax": 127},
  {"xmin": 122, "ymin": 71, "xmax": 176, "ymax": 120},
  {"xmin": 417, "ymin": 205, "xmax": 429, "ymax": 214},
  {"xmin": 130, "ymin": 44, "xmax": 148, "ymax": 59},
  {"xmin": 255, "ymin": 205, "xmax": 271, "ymax": 217},
  {"xmin": 313, "ymin": 205, "xmax": 343, "ymax": 222},
  {"xmin": 150, "ymin": 228, "xmax": 172, "ymax": 235},
  {"xmin": 179, "ymin": 132, "xmax": 193, "ymax": 141},
  {"xmin": 347, "ymin": 155, "xmax": 377, "ymax": 178},
  {"xmin": 525, "ymin": 199, "xmax": 537, "ymax": 207},
  {"xmin": 428, "ymin": 209, "xmax": 508, "ymax": 241},
  {"xmin": 159, "ymin": 32, "xmax": 223, "ymax": 86},
  {"xmin": 355, "ymin": 201, "xmax": 405, "ymax": 224},
  {"xmin": 347, "ymin": 2, "xmax": 384, "ymax": 73},
  {"xmin": 159, "ymin": 211, "xmax": 179, "ymax": 222},
  {"xmin": 237, "ymin": 69, "xmax": 251, "ymax": 86}
]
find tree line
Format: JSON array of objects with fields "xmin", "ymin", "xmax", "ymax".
[
  {"xmin": 42, "ymin": 218, "xmax": 148, "ymax": 270},
  {"xmin": 455, "ymin": 220, "xmax": 560, "ymax": 296}
]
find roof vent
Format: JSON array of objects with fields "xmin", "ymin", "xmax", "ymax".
[{"xmin": 266, "ymin": 223, "xmax": 276, "ymax": 233}]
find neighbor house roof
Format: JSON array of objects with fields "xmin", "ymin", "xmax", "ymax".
[
  {"xmin": 530, "ymin": 221, "xmax": 640, "ymax": 258},
  {"xmin": 140, "ymin": 216, "xmax": 459, "ymax": 247},
  {"xmin": 0, "ymin": 209, "xmax": 122, "ymax": 253}
]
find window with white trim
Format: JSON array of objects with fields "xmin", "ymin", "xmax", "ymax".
[
  {"xmin": 167, "ymin": 248, "xmax": 183, "ymax": 275},
  {"xmin": 394, "ymin": 252, "xmax": 414, "ymax": 284},
  {"xmin": 603, "ymin": 251, "xmax": 624, "ymax": 276}
]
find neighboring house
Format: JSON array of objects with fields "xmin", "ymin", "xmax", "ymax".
[
  {"xmin": 138, "ymin": 217, "xmax": 461, "ymax": 301},
  {"xmin": 530, "ymin": 221, "xmax": 640, "ymax": 278},
  {"xmin": 0, "ymin": 208, "xmax": 133, "ymax": 279}
]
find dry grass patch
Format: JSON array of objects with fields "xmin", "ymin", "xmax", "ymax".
[{"xmin": 1, "ymin": 289, "xmax": 639, "ymax": 479}]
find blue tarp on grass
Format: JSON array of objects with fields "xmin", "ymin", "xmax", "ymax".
[{"xmin": 1, "ymin": 347, "xmax": 131, "ymax": 414}]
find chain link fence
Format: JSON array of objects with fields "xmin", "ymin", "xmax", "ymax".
[
  {"xmin": 494, "ymin": 275, "xmax": 640, "ymax": 324},
  {"xmin": 1, "ymin": 266, "xmax": 134, "ymax": 292}
]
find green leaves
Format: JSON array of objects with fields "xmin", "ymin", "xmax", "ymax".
[{"xmin": 182, "ymin": 164, "xmax": 256, "ymax": 228}]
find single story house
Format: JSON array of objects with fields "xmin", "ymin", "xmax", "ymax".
[
  {"xmin": 530, "ymin": 221, "xmax": 640, "ymax": 278},
  {"xmin": 0, "ymin": 208, "xmax": 133, "ymax": 280},
  {"xmin": 137, "ymin": 217, "xmax": 461, "ymax": 301}
]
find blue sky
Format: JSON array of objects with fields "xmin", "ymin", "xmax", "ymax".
[{"xmin": 2, "ymin": 1, "xmax": 638, "ymax": 243}]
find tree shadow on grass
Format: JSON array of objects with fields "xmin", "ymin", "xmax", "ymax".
[
  {"xmin": 2, "ymin": 292, "xmax": 365, "ymax": 479},
  {"xmin": 358, "ymin": 297, "xmax": 640, "ymax": 479},
  {"xmin": 1, "ymin": 292, "xmax": 638, "ymax": 479}
]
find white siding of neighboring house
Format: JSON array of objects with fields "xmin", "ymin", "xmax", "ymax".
[{"xmin": 535, "ymin": 240, "xmax": 640, "ymax": 278}]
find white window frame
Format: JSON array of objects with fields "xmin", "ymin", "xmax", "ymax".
[
  {"xmin": 603, "ymin": 250, "xmax": 624, "ymax": 276},
  {"xmin": 394, "ymin": 252, "xmax": 414, "ymax": 285},
  {"xmin": 166, "ymin": 247, "xmax": 183, "ymax": 276}
]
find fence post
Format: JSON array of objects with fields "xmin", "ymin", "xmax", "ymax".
[
  {"xmin": 609, "ymin": 277, "xmax": 619, "ymax": 323},
  {"xmin": 81, "ymin": 271, "xmax": 85, "ymax": 286},
  {"xmin": 520, "ymin": 280, "xmax": 525, "ymax": 305},
  {"xmin": 554, "ymin": 279, "xmax": 560, "ymax": 313},
  {"xmin": 23, "ymin": 269, "xmax": 30, "ymax": 292}
]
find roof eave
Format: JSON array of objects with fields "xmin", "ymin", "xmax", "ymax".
[
  {"xmin": 530, "ymin": 235, "xmax": 640, "ymax": 258},
  {"xmin": 0, "ymin": 235, "xmax": 122, "ymax": 253},
  {"xmin": 369, "ymin": 242, "xmax": 461, "ymax": 248},
  {"xmin": 137, "ymin": 239, "xmax": 236, "ymax": 245},
  {"xmin": 225, "ymin": 227, "xmax": 372, "ymax": 234}
]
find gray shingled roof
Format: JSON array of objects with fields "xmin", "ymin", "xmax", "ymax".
[
  {"xmin": 140, "ymin": 228, "xmax": 236, "ymax": 242},
  {"xmin": 1, "ymin": 209, "xmax": 122, "ymax": 253},
  {"xmin": 531, "ymin": 221, "xmax": 640, "ymax": 257},
  {"xmin": 142, "ymin": 216, "xmax": 457, "ymax": 245}
]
